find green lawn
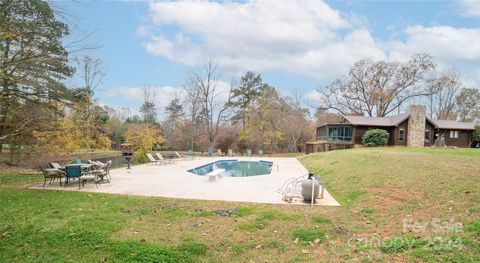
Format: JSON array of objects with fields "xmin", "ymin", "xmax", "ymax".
[{"xmin": 0, "ymin": 147, "xmax": 479, "ymax": 262}]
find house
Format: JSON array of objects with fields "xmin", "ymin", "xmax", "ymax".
[{"xmin": 305, "ymin": 105, "xmax": 476, "ymax": 154}]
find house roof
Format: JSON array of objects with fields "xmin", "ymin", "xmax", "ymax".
[
  {"xmin": 430, "ymin": 119, "xmax": 475, "ymax": 130},
  {"xmin": 343, "ymin": 113, "xmax": 410, "ymax": 127}
]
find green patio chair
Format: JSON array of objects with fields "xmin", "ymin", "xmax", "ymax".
[{"xmin": 65, "ymin": 165, "xmax": 97, "ymax": 189}]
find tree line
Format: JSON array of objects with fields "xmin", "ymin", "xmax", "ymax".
[{"xmin": 137, "ymin": 60, "xmax": 314, "ymax": 157}]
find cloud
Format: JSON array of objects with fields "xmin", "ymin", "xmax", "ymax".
[
  {"xmin": 388, "ymin": 26, "xmax": 480, "ymax": 85},
  {"xmin": 139, "ymin": 1, "xmax": 480, "ymax": 87},
  {"xmin": 389, "ymin": 26, "xmax": 480, "ymax": 62},
  {"xmin": 140, "ymin": 1, "xmax": 384, "ymax": 79},
  {"xmin": 457, "ymin": 0, "xmax": 480, "ymax": 17},
  {"xmin": 135, "ymin": 25, "xmax": 149, "ymax": 37}
]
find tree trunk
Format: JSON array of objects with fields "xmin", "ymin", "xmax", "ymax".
[{"xmin": 208, "ymin": 139, "xmax": 214, "ymax": 156}]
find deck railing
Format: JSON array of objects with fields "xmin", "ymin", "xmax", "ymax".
[{"xmin": 316, "ymin": 136, "xmax": 353, "ymax": 142}]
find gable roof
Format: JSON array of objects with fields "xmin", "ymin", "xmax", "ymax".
[
  {"xmin": 343, "ymin": 113, "xmax": 409, "ymax": 127},
  {"xmin": 430, "ymin": 119, "xmax": 475, "ymax": 130},
  {"xmin": 343, "ymin": 113, "xmax": 475, "ymax": 130}
]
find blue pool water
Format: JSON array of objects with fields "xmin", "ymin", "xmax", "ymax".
[{"xmin": 188, "ymin": 160, "xmax": 273, "ymax": 177}]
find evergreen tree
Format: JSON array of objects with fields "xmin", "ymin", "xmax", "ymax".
[{"xmin": 0, "ymin": 0, "xmax": 74, "ymax": 148}]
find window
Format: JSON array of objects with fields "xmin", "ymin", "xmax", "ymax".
[
  {"xmin": 425, "ymin": 129, "xmax": 430, "ymax": 143},
  {"xmin": 398, "ymin": 129, "xmax": 405, "ymax": 142},
  {"xmin": 449, "ymin": 130, "xmax": 459, "ymax": 139},
  {"xmin": 326, "ymin": 126, "xmax": 352, "ymax": 142}
]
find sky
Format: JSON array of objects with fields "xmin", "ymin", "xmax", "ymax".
[{"xmin": 56, "ymin": 0, "xmax": 480, "ymax": 117}]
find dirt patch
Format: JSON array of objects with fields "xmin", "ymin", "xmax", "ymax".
[{"xmin": 367, "ymin": 185, "xmax": 422, "ymax": 210}]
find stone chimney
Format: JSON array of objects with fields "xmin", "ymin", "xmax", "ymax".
[{"xmin": 407, "ymin": 105, "xmax": 426, "ymax": 147}]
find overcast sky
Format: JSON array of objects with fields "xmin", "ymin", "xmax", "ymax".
[{"xmin": 59, "ymin": 0, "xmax": 480, "ymax": 116}]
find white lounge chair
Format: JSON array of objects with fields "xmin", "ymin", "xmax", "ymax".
[
  {"xmin": 146, "ymin": 153, "xmax": 160, "ymax": 165},
  {"xmin": 228, "ymin": 149, "xmax": 233, "ymax": 156},
  {"xmin": 175, "ymin": 151, "xmax": 194, "ymax": 160},
  {"xmin": 155, "ymin": 152, "xmax": 175, "ymax": 164}
]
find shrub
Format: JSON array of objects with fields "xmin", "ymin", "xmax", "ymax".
[
  {"xmin": 362, "ymin": 129, "xmax": 389, "ymax": 147},
  {"xmin": 473, "ymin": 124, "xmax": 480, "ymax": 141}
]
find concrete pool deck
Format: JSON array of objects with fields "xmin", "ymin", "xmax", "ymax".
[{"xmin": 31, "ymin": 157, "xmax": 340, "ymax": 206}]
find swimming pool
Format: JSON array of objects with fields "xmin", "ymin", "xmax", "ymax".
[{"xmin": 188, "ymin": 160, "xmax": 273, "ymax": 177}]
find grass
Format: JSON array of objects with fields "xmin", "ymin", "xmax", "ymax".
[
  {"xmin": 292, "ymin": 228, "xmax": 326, "ymax": 244},
  {"xmin": 0, "ymin": 146, "xmax": 479, "ymax": 262},
  {"xmin": 299, "ymin": 147, "xmax": 480, "ymax": 261}
]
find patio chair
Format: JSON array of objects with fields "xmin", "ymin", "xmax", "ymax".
[
  {"xmin": 95, "ymin": 160, "xmax": 112, "ymax": 183},
  {"xmin": 93, "ymin": 160, "xmax": 107, "ymax": 169},
  {"xmin": 103, "ymin": 160, "xmax": 112, "ymax": 180},
  {"xmin": 228, "ymin": 149, "xmax": 233, "ymax": 156},
  {"xmin": 39, "ymin": 164, "xmax": 64, "ymax": 187},
  {"xmin": 87, "ymin": 160, "xmax": 100, "ymax": 171},
  {"xmin": 146, "ymin": 153, "xmax": 160, "ymax": 165},
  {"xmin": 65, "ymin": 165, "xmax": 97, "ymax": 189},
  {"xmin": 75, "ymin": 158, "xmax": 82, "ymax": 164},
  {"xmin": 217, "ymin": 149, "xmax": 224, "ymax": 156},
  {"xmin": 49, "ymin": 162, "xmax": 66, "ymax": 176},
  {"xmin": 155, "ymin": 152, "xmax": 175, "ymax": 164}
]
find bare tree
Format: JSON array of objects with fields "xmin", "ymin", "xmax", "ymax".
[
  {"xmin": 71, "ymin": 55, "xmax": 107, "ymax": 151},
  {"xmin": 428, "ymin": 70, "xmax": 462, "ymax": 120},
  {"xmin": 455, "ymin": 87, "xmax": 480, "ymax": 122},
  {"xmin": 319, "ymin": 53, "xmax": 435, "ymax": 117},
  {"xmin": 140, "ymin": 85, "xmax": 157, "ymax": 126},
  {"xmin": 73, "ymin": 55, "xmax": 106, "ymax": 97},
  {"xmin": 184, "ymin": 86, "xmax": 201, "ymax": 151},
  {"xmin": 314, "ymin": 108, "xmax": 343, "ymax": 126},
  {"xmin": 186, "ymin": 59, "xmax": 233, "ymax": 154},
  {"xmin": 283, "ymin": 94, "xmax": 313, "ymax": 152}
]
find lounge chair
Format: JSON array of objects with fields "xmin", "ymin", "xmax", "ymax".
[
  {"xmin": 155, "ymin": 152, "xmax": 175, "ymax": 164},
  {"xmin": 217, "ymin": 149, "xmax": 224, "ymax": 156},
  {"xmin": 228, "ymin": 149, "xmax": 233, "ymax": 156},
  {"xmin": 39, "ymin": 164, "xmax": 65, "ymax": 187},
  {"xmin": 174, "ymin": 151, "xmax": 189, "ymax": 160},
  {"xmin": 146, "ymin": 153, "xmax": 160, "ymax": 164}
]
